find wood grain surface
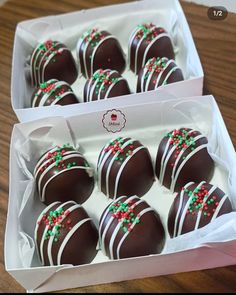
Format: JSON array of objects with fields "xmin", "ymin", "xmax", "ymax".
[{"xmin": 0, "ymin": 0, "xmax": 236, "ymax": 293}]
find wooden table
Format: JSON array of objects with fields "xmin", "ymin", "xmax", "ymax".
[{"xmin": 0, "ymin": 0, "xmax": 236, "ymax": 292}]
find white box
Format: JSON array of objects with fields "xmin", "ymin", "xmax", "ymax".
[
  {"xmin": 5, "ymin": 93, "xmax": 236, "ymax": 293},
  {"xmin": 11, "ymin": 0, "xmax": 203, "ymax": 123}
]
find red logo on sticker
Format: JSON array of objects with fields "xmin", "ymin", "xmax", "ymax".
[{"xmin": 111, "ymin": 114, "xmax": 117, "ymax": 121}]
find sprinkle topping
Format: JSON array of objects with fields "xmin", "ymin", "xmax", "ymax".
[
  {"xmin": 37, "ymin": 207, "xmax": 71, "ymax": 242},
  {"xmin": 109, "ymin": 200, "xmax": 140, "ymax": 233},
  {"xmin": 135, "ymin": 24, "xmax": 165, "ymax": 41},
  {"xmin": 166, "ymin": 129, "xmax": 197, "ymax": 150},
  {"xmin": 91, "ymin": 69, "xmax": 119, "ymax": 95},
  {"xmin": 55, "ymin": 88, "xmax": 66, "ymax": 100},
  {"xmin": 104, "ymin": 137, "xmax": 134, "ymax": 162},
  {"xmin": 36, "ymin": 80, "xmax": 70, "ymax": 102},
  {"xmin": 83, "ymin": 28, "xmax": 105, "ymax": 47},
  {"xmin": 37, "ymin": 40, "xmax": 63, "ymax": 62},
  {"xmin": 39, "ymin": 144, "xmax": 78, "ymax": 173},
  {"xmin": 40, "ymin": 81, "xmax": 56, "ymax": 94},
  {"xmin": 165, "ymin": 128, "xmax": 198, "ymax": 166},
  {"xmin": 184, "ymin": 185, "xmax": 219, "ymax": 217},
  {"xmin": 143, "ymin": 57, "xmax": 168, "ymax": 82}
]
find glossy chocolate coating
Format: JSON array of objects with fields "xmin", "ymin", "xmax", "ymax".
[
  {"xmin": 168, "ymin": 182, "xmax": 232, "ymax": 237},
  {"xmin": 99, "ymin": 195, "xmax": 165, "ymax": 259},
  {"xmin": 35, "ymin": 201, "xmax": 98, "ymax": 266},
  {"xmin": 77, "ymin": 28, "xmax": 126, "ymax": 79},
  {"xmin": 84, "ymin": 69, "xmax": 131, "ymax": 102},
  {"xmin": 155, "ymin": 128, "xmax": 214, "ymax": 192},
  {"xmin": 97, "ymin": 137, "xmax": 155, "ymax": 199},
  {"xmin": 128, "ymin": 24, "xmax": 175, "ymax": 75},
  {"xmin": 29, "ymin": 40, "xmax": 78, "ymax": 87},
  {"xmin": 137, "ymin": 57, "xmax": 184, "ymax": 92},
  {"xmin": 34, "ymin": 145, "xmax": 94, "ymax": 205},
  {"xmin": 31, "ymin": 79, "xmax": 79, "ymax": 107}
]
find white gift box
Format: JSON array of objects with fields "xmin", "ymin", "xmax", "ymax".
[
  {"xmin": 5, "ymin": 93, "xmax": 236, "ymax": 293},
  {"xmin": 11, "ymin": 0, "xmax": 203, "ymax": 123}
]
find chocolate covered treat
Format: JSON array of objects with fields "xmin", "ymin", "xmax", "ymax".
[
  {"xmin": 99, "ymin": 195, "xmax": 165, "ymax": 259},
  {"xmin": 84, "ymin": 69, "xmax": 131, "ymax": 102},
  {"xmin": 31, "ymin": 79, "xmax": 79, "ymax": 107},
  {"xmin": 155, "ymin": 128, "xmax": 214, "ymax": 192},
  {"xmin": 77, "ymin": 28, "xmax": 126, "ymax": 79},
  {"xmin": 29, "ymin": 40, "xmax": 78, "ymax": 87},
  {"xmin": 97, "ymin": 137, "xmax": 155, "ymax": 199},
  {"xmin": 34, "ymin": 144, "xmax": 94, "ymax": 205},
  {"xmin": 137, "ymin": 57, "xmax": 184, "ymax": 92},
  {"xmin": 35, "ymin": 201, "xmax": 98, "ymax": 266},
  {"xmin": 168, "ymin": 181, "xmax": 232, "ymax": 237},
  {"xmin": 128, "ymin": 24, "xmax": 175, "ymax": 75}
]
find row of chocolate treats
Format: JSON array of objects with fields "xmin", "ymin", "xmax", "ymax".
[
  {"xmin": 33, "ymin": 128, "xmax": 232, "ymax": 267},
  {"xmin": 27, "ymin": 23, "xmax": 184, "ymax": 107}
]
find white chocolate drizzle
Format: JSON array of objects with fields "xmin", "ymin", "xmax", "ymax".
[
  {"xmin": 99, "ymin": 196, "xmax": 153, "ymax": 259},
  {"xmin": 97, "ymin": 138, "xmax": 145, "ymax": 199},
  {"xmin": 157, "ymin": 129, "xmax": 208, "ymax": 192},
  {"xmin": 35, "ymin": 201, "xmax": 75, "ymax": 265},
  {"xmin": 35, "ymin": 201, "xmax": 93, "ymax": 266},
  {"xmin": 173, "ymin": 182, "xmax": 229, "ymax": 237},
  {"xmin": 176, "ymin": 181, "xmax": 205, "ymax": 237},
  {"xmin": 32, "ymin": 80, "xmax": 74, "ymax": 107},
  {"xmin": 77, "ymin": 29, "xmax": 121, "ymax": 78},
  {"xmin": 34, "ymin": 148, "xmax": 93, "ymax": 202},
  {"xmin": 85, "ymin": 70, "xmax": 125, "ymax": 102},
  {"xmin": 128, "ymin": 25, "xmax": 169, "ymax": 74},
  {"xmin": 30, "ymin": 41, "xmax": 68, "ymax": 86}
]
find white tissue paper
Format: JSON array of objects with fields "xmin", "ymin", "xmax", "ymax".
[
  {"xmin": 11, "ymin": 0, "xmax": 203, "ymax": 122},
  {"xmin": 5, "ymin": 94, "xmax": 236, "ymax": 292}
]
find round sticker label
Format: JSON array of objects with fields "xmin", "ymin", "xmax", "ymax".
[{"xmin": 102, "ymin": 109, "xmax": 126, "ymax": 133}]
